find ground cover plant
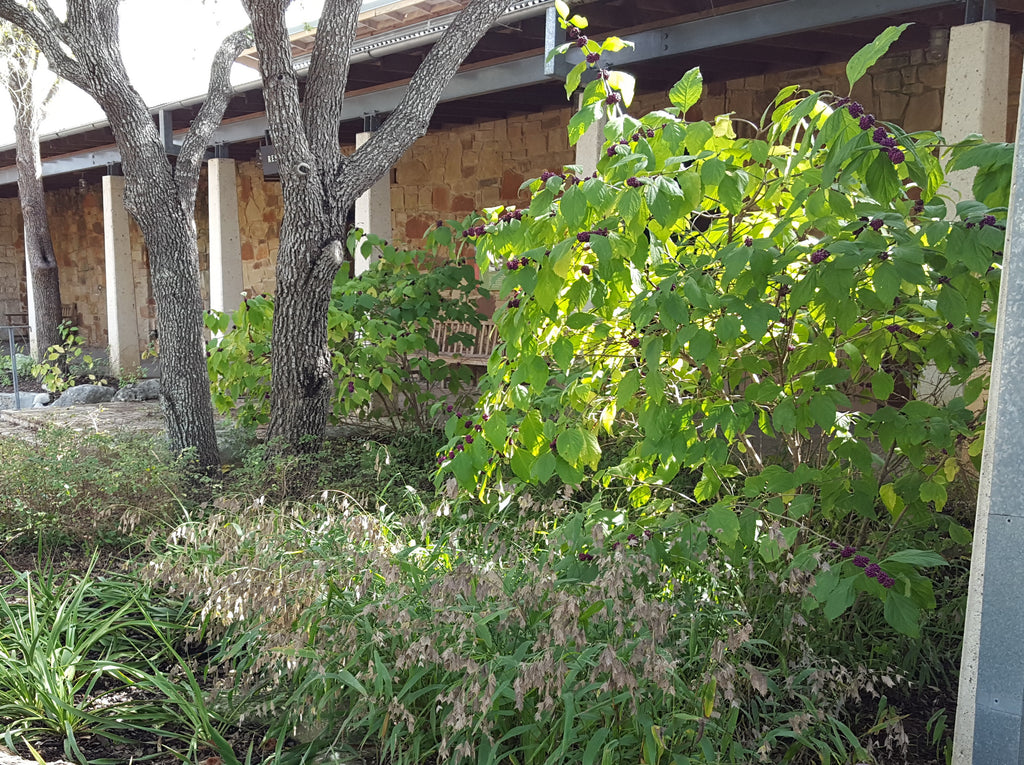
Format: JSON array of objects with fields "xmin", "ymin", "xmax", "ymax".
[{"xmin": 0, "ymin": 425, "xmax": 183, "ymax": 551}]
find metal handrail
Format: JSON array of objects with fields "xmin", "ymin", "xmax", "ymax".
[{"xmin": 0, "ymin": 324, "xmax": 29, "ymax": 410}]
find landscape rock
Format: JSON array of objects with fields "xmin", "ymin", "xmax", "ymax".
[
  {"xmin": 112, "ymin": 378, "xmax": 161, "ymax": 402},
  {"xmin": 51, "ymin": 384, "xmax": 115, "ymax": 408},
  {"xmin": 0, "ymin": 391, "xmax": 49, "ymax": 410}
]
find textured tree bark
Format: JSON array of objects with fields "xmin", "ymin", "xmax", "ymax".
[
  {"xmin": 242, "ymin": 0, "xmax": 516, "ymax": 454},
  {"xmin": 9, "ymin": 63, "xmax": 63, "ymax": 359},
  {"xmin": 0, "ymin": 0, "xmax": 251, "ymax": 470}
]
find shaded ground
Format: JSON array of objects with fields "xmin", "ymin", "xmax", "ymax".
[{"xmin": 0, "ymin": 400, "xmax": 166, "ymax": 440}]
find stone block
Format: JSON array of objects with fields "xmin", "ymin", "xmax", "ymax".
[
  {"xmin": 877, "ymin": 92, "xmax": 910, "ymax": 122},
  {"xmin": 431, "ymin": 186, "xmax": 450, "ymax": 212},
  {"xmin": 500, "ymin": 170, "xmax": 525, "ymax": 200},
  {"xmin": 873, "ymin": 70, "xmax": 904, "ymax": 92}
]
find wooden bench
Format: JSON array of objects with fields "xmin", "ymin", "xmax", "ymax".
[
  {"xmin": 427, "ymin": 320, "xmax": 499, "ymax": 365},
  {"xmin": 3, "ymin": 303, "xmax": 80, "ymax": 345}
]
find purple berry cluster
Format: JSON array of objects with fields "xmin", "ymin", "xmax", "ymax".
[
  {"xmin": 436, "ymin": 412, "xmax": 487, "ymax": 464},
  {"xmin": 498, "ymin": 209, "xmax": 523, "ymax": 224},
  {"xmin": 607, "ymin": 128, "xmax": 658, "ymax": 158},
  {"xmin": 833, "ymin": 543, "xmax": 894, "ymax": 588},
  {"xmin": 810, "ymin": 248, "xmax": 830, "ymax": 265},
  {"xmin": 837, "ymin": 99, "xmax": 905, "ymax": 165},
  {"xmin": 462, "ymin": 223, "xmax": 487, "ymax": 238},
  {"xmin": 576, "ymin": 228, "xmax": 609, "ymax": 243}
]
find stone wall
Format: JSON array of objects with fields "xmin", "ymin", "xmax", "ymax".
[
  {"xmin": 236, "ymin": 160, "xmax": 282, "ymax": 298},
  {"xmin": 392, "ymin": 106, "xmax": 578, "ymax": 247},
  {"xmin": 43, "ymin": 185, "xmax": 153, "ymax": 352}
]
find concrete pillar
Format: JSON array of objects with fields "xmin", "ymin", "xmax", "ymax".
[
  {"xmin": 941, "ymin": 21, "xmax": 1010, "ymax": 205},
  {"xmin": 208, "ymin": 158, "xmax": 244, "ymax": 315},
  {"xmin": 574, "ymin": 93, "xmax": 608, "ymax": 177},
  {"xmin": 353, "ymin": 130, "xmax": 392, "ymax": 276},
  {"xmin": 102, "ymin": 175, "xmax": 140, "ymax": 375},
  {"xmin": 953, "ymin": 61, "xmax": 1024, "ymax": 764}
]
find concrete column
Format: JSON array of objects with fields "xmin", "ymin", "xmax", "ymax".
[
  {"xmin": 574, "ymin": 93, "xmax": 608, "ymax": 177},
  {"xmin": 208, "ymin": 158, "xmax": 244, "ymax": 315},
  {"xmin": 102, "ymin": 175, "xmax": 140, "ymax": 375},
  {"xmin": 953, "ymin": 62, "xmax": 1024, "ymax": 764},
  {"xmin": 353, "ymin": 130, "xmax": 392, "ymax": 276},
  {"xmin": 941, "ymin": 21, "xmax": 1010, "ymax": 205}
]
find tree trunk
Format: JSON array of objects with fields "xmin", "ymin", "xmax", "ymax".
[
  {"xmin": 266, "ymin": 205, "xmax": 341, "ymax": 452},
  {"xmin": 10, "ymin": 66, "xmax": 62, "ymax": 359},
  {"xmin": 121, "ymin": 167, "xmax": 221, "ymax": 469}
]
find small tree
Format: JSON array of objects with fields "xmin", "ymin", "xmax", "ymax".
[
  {"xmin": 0, "ymin": 0, "xmax": 252, "ymax": 468},
  {"xmin": 0, "ymin": 18, "xmax": 62, "ymax": 360},
  {"xmin": 440, "ymin": 11, "xmax": 1008, "ymax": 637}
]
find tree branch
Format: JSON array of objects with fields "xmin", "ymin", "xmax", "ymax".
[
  {"xmin": 0, "ymin": 0, "xmax": 88, "ymax": 88},
  {"xmin": 175, "ymin": 26, "xmax": 254, "ymax": 210},
  {"xmin": 342, "ymin": 0, "xmax": 514, "ymax": 202},
  {"xmin": 302, "ymin": 0, "xmax": 359, "ymax": 165},
  {"xmin": 242, "ymin": 0, "xmax": 311, "ymax": 170}
]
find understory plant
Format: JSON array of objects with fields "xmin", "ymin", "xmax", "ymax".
[
  {"xmin": 30, "ymin": 322, "xmax": 107, "ymax": 392},
  {"xmin": 206, "ymin": 230, "xmax": 486, "ymax": 431}
]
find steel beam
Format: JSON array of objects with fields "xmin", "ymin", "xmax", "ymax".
[{"xmin": 563, "ymin": 0, "xmax": 956, "ymax": 68}]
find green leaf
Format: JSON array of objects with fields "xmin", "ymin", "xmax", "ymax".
[
  {"xmin": 706, "ymin": 503, "xmax": 739, "ymax": 545},
  {"xmin": 579, "ymin": 428, "xmax": 601, "ymax": 469},
  {"xmin": 555, "ymin": 0, "xmax": 570, "ymax": 18},
  {"xmin": 601, "ymin": 36, "xmax": 630, "ymax": 53},
  {"xmin": 883, "ymin": 549, "xmax": 947, "ymax": 568},
  {"xmin": 919, "ymin": 481, "xmax": 948, "ymax": 511},
  {"xmin": 808, "ymin": 395, "xmax": 836, "ymax": 430},
  {"xmin": 948, "ymin": 521, "xmax": 973, "ymax": 546},
  {"xmin": 883, "ymin": 590, "xmax": 921, "ymax": 637},
  {"xmin": 669, "ymin": 67, "xmax": 703, "ymax": 112},
  {"xmin": 565, "ymin": 60, "xmax": 587, "ymax": 98},
  {"xmin": 870, "ymin": 370, "xmax": 894, "ymax": 402},
  {"xmin": 561, "ymin": 184, "xmax": 588, "ymax": 229},
  {"xmin": 823, "ymin": 576, "xmax": 856, "ymax": 620},
  {"xmin": 552, "ymin": 336, "xmax": 573, "ymax": 369},
  {"xmin": 846, "ymin": 23, "xmax": 911, "ymax": 91},
  {"xmin": 607, "ymin": 70, "xmax": 635, "ymax": 107},
  {"xmin": 568, "ymin": 101, "xmax": 602, "ymax": 145},
  {"xmin": 557, "ymin": 429, "xmax": 585, "ymax": 465},
  {"xmin": 617, "ymin": 369, "xmax": 641, "ymax": 409},
  {"xmin": 937, "ymin": 284, "xmax": 967, "ymax": 327},
  {"xmin": 483, "ymin": 410, "xmax": 508, "ymax": 451},
  {"xmin": 772, "ymin": 398, "xmax": 796, "ymax": 434}
]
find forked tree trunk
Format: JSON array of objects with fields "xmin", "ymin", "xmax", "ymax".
[{"xmin": 247, "ymin": 0, "xmax": 516, "ymax": 455}]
